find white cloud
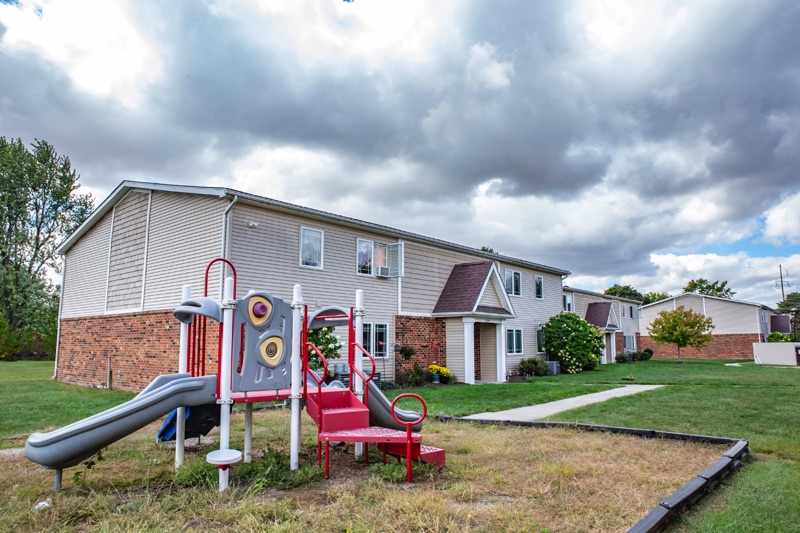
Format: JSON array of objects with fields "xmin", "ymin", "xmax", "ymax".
[
  {"xmin": 466, "ymin": 42, "xmax": 514, "ymax": 90},
  {"xmin": 761, "ymin": 192, "xmax": 800, "ymax": 246}
]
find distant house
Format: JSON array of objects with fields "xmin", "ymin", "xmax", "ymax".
[
  {"xmin": 638, "ymin": 293, "xmax": 783, "ymax": 359},
  {"xmin": 54, "ymin": 181, "xmax": 571, "ymax": 391},
  {"xmin": 562, "ymin": 287, "xmax": 642, "ymax": 364}
]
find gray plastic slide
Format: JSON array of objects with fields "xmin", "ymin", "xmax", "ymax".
[
  {"xmin": 366, "ymin": 379, "xmax": 423, "ymax": 432},
  {"xmin": 25, "ymin": 373, "xmax": 217, "ymax": 470}
]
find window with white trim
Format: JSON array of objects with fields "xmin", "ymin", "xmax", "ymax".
[
  {"xmin": 623, "ymin": 335, "xmax": 636, "ymax": 352},
  {"xmin": 357, "ymin": 239, "xmax": 404, "ymax": 277},
  {"xmin": 621, "ymin": 304, "xmax": 627, "ymax": 318},
  {"xmin": 536, "ymin": 326, "xmax": 545, "ymax": 353},
  {"xmin": 299, "ymin": 227, "xmax": 323, "ymax": 269},
  {"xmin": 362, "ymin": 322, "xmax": 389, "ymax": 358},
  {"xmin": 505, "ymin": 269, "xmax": 521, "ymax": 296},
  {"xmin": 629, "ymin": 305, "xmax": 636, "ymax": 319},
  {"xmin": 534, "ymin": 275, "xmax": 544, "ymax": 300},
  {"xmin": 563, "ymin": 293, "xmax": 573, "ymax": 312},
  {"xmin": 506, "ymin": 328, "xmax": 523, "ymax": 355}
]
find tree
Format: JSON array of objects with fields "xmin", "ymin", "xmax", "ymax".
[
  {"xmin": 0, "ymin": 137, "xmax": 93, "ymax": 358},
  {"xmin": 480, "ymin": 246, "xmax": 499, "ymax": 254},
  {"xmin": 775, "ymin": 292, "xmax": 800, "ymax": 314},
  {"xmin": 604, "ymin": 284, "xmax": 644, "ymax": 301},
  {"xmin": 542, "ymin": 313, "xmax": 604, "ymax": 373},
  {"xmin": 683, "ymin": 278, "xmax": 735, "ymax": 298},
  {"xmin": 648, "ymin": 306, "xmax": 714, "ymax": 363},
  {"xmin": 642, "ymin": 291, "xmax": 671, "ymax": 305}
]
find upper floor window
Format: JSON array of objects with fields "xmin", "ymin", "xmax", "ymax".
[
  {"xmin": 357, "ymin": 239, "xmax": 404, "ymax": 277},
  {"xmin": 563, "ymin": 293, "xmax": 573, "ymax": 312},
  {"xmin": 505, "ymin": 269, "xmax": 521, "ymax": 296},
  {"xmin": 629, "ymin": 305, "xmax": 636, "ymax": 319},
  {"xmin": 300, "ymin": 227, "xmax": 323, "ymax": 269},
  {"xmin": 622, "ymin": 304, "xmax": 627, "ymax": 318},
  {"xmin": 534, "ymin": 275, "xmax": 544, "ymax": 300}
]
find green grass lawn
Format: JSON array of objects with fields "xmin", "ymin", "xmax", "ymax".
[
  {"xmin": 0, "ymin": 361, "xmax": 134, "ymax": 448},
  {"xmin": 2, "ymin": 358, "xmax": 799, "ymax": 531}
]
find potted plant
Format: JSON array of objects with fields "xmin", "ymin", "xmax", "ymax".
[
  {"xmin": 399, "ymin": 345, "xmax": 417, "ymax": 360},
  {"xmin": 439, "ymin": 366, "xmax": 451, "ymax": 384},
  {"xmin": 428, "ymin": 363, "xmax": 441, "ymax": 383}
]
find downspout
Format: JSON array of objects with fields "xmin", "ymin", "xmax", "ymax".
[
  {"xmin": 219, "ymin": 195, "xmax": 239, "ymax": 299},
  {"xmin": 52, "ymin": 256, "xmax": 67, "ymax": 379}
]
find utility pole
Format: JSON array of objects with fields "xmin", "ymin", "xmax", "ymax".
[{"xmin": 777, "ymin": 264, "xmax": 790, "ymax": 301}]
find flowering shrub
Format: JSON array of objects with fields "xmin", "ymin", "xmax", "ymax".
[
  {"xmin": 542, "ymin": 313, "xmax": 604, "ymax": 374},
  {"xmin": 306, "ymin": 327, "xmax": 343, "ymax": 372},
  {"xmin": 428, "ymin": 363, "xmax": 451, "ymax": 377}
]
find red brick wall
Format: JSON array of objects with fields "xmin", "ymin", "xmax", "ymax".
[
  {"xmin": 638, "ymin": 333, "xmax": 759, "ymax": 360},
  {"xmin": 394, "ymin": 316, "xmax": 446, "ymax": 379},
  {"xmin": 57, "ymin": 311, "xmax": 219, "ymax": 392},
  {"xmin": 615, "ymin": 333, "xmax": 624, "ymax": 357}
]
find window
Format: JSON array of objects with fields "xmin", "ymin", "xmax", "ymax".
[
  {"xmin": 300, "ymin": 227, "xmax": 323, "ymax": 269},
  {"xmin": 506, "ymin": 328, "xmax": 523, "ymax": 355},
  {"xmin": 536, "ymin": 326, "xmax": 545, "ymax": 353},
  {"xmin": 363, "ymin": 322, "xmax": 388, "ymax": 358},
  {"xmin": 505, "ymin": 269, "xmax": 521, "ymax": 296},
  {"xmin": 629, "ymin": 305, "xmax": 635, "ymax": 319},
  {"xmin": 563, "ymin": 293, "xmax": 573, "ymax": 312},
  {"xmin": 534, "ymin": 275, "xmax": 544, "ymax": 300},
  {"xmin": 624, "ymin": 335, "xmax": 636, "ymax": 352},
  {"xmin": 357, "ymin": 239, "xmax": 404, "ymax": 276},
  {"xmin": 621, "ymin": 304, "xmax": 626, "ymax": 318}
]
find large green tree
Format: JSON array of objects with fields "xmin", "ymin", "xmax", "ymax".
[
  {"xmin": 648, "ymin": 306, "xmax": 715, "ymax": 363},
  {"xmin": 683, "ymin": 278, "xmax": 735, "ymax": 298},
  {"xmin": 0, "ymin": 137, "xmax": 93, "ymax": 358},
  {"xmin": 604, "ymin": 284, "xmax": 644, "ymax": 301},
  {"xmin": 775, "ymin": 292, "xmax": 800, "ymax": 314},
  {"xmin": 642, "ymin": 291, "xmax": 671, "ymax": 305}
]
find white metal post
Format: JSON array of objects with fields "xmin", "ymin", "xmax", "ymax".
[
  {"xmin": 206, "ymin": 276, "xmax": 241, "ymax": 491},
  {"xmin": 176, "ymin": 285, "xmax": 191, "ymax": 469},
  {"xmin": 289, "ymin": 284, "xmax": 304, "ymax": 470},
  {"xmin": 244, "ymin": 404, "xmax": 252, "ymax": 463},
  {"xmin": 354, "ymin": 289, "xmax": 365, "ymax": 459}
]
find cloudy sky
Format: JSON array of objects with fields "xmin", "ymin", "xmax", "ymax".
[{"xmin": 1, "ymin": 0, "xmax": 799, "ymax": 306}]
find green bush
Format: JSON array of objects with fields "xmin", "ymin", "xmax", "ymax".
[
  {"xmin": 542, "ymin": 313, "xmax": 604, "ymax": 374},
  {"xmin": 615, "ymin": 353, "xmax": 630, "ymax": 364},
  {"xmin": 642, "ymin": 348, "xmax": 654, "ymax": 358},
  {"xmin": 518, "ymin": 357, "xmax": 550, "ymax": 377},
  {"xmin": 768, "ymin": 332, "xmax": 792, "ymax": 343}
]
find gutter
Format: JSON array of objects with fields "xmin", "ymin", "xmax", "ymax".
[
  {"xmin": 219, "ymin": 195, "xmax": 239, "ymax": 298},
  {"xmin": 52, "ymin": 257, "xmax": 67, "ymax": 379}
]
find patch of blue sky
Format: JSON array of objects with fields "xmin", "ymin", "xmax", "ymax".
[{"xmin": 693, "ymin": 238, "xmax": 800, "ymax": 258}]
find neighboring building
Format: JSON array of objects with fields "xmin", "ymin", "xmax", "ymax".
[
  {"xmin": 562, "ymin": 287, "xmax": 642, "ymax": 364},
  {"xmin": 638, "ymin": 293, "xmax": 782, "ymax": 360},
  {"xmin": 55, "ymin": 181, "xmax": 570, "ymax": 391}
]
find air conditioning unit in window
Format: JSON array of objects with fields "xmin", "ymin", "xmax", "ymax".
[{"xmin": 375, "ymin": 266, "xmax": 390, "ymax": 278}]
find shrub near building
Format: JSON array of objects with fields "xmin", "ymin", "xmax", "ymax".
[{"xmin": 542, "ymin": 313, "xmax": 604, "ymax": 374}]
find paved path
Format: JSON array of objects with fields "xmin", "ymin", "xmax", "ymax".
[{"xmin": 462, "ymin": 385, "xmax": 665, "ymax": 422}]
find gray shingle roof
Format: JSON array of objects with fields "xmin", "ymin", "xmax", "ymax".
[{"xmin": 433, "ymin": 261, "xmax": 512, "ymax": 316}]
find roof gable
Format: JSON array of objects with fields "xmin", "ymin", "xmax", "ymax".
[
  {"xmin": 433, "ymin": 261, "xmax": 514, "ymax": 317},
  {"xmin": 585, "ymin": 301, "xmax": 619, "ymax": 329}
]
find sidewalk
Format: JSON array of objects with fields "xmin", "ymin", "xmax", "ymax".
[{"xmin": 461, "ymin": 385, "xmax": 664, "ymax": 422}]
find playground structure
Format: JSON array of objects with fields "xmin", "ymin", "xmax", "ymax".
[{"xmin": 25, "ymin": 259, "xmax": 445, "ymax": 492}]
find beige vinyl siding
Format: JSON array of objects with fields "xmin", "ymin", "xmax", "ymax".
[
  {"xmin": 503, "ymin": 267, "xmax": 562, "ymax": 368},
  {"xmin": 228, "ymin": 204, "xmax": 399, "ymax": 380},
  {"xmin": 479, "ymin": 279, "xmax": 504, "ymax": 308},
  {"xmin": 703, "ymin": 298, "xmax": 760, "ymax": 334},
  {"xmin": 61, "ymin": 215, "xmax": 113, "ymax": 318},
  {"xmin": 567, "ymin": 291, "xmax": 640, "ymax": 337},
  {"xmin": 106, "ymin": 191, "xmax": 149, "ymax": 312},
  {"xmin": 479, "ymin": 323, "xmax": 497, "ymax": 382},
  {"xmin": 142, "ymin": 192, "xmax": 225, "ymax": 311},
  {"xmin": 445, "ymin": 318, "xmax": 465, "ymax": 382},
  {"xmin": 401, "ymin": 243, "xmax": 479, "ymax": 313}
]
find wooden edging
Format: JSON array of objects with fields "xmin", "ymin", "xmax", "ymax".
[{"xmin": 438, "ymin": 416, "xmax": 749, "ymax": 533}]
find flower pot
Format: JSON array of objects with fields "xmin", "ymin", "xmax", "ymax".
[
  {"xmin": 440, "ymin": 376, "xmax": 450, "ymax": 384},
  {"xmin": 431, "ymin": 374, "xmax": 440, "ymax": 383}
]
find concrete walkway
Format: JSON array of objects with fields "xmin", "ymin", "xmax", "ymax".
[{"xmin": 462, "ymin": 385, "xmax": 665, "ymax": 422}]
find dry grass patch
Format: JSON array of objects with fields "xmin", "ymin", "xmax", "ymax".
[{"xmin": 2, "ymin": 408, "xmax": 725, "ymax": 532}]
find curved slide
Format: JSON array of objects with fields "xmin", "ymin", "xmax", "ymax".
[
  {"xmin": 25, "ymin": 373, "xmax": 217, "ymax": 470},
  {"xmin": 366, "ymin": 379, "xmax": 423, "ymax": 432}
]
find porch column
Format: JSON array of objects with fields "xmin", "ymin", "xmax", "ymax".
[
  {"xmin": 463, "ymin": 318, "xmax": 475, "ymax": 384},
  {"xmin": 496, "ymin": 322, "xmax": 506, "ymax": 382}
]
